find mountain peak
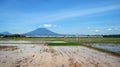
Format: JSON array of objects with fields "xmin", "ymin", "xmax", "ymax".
[
  {"xmin": 25, "ymin": 28, "xmax": 59, "ymax": 36},
  {"xmin": 35, "ymin": 27, "xmax": 50, "ymax": 30}
]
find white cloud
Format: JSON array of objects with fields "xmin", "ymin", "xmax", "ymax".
[
  {"xmin": 43, "ymin": 24, "xmax": 52, "ymax": 28},
  {"xmin": 38, "ymin": 5, "xmax": 120, "ymax": 22},
  {"xmin": 1, "ymin": 5, "xmax": 120, "ymax": 23},
  {"xmin": 107, "ymin": 28, "xmax": 112, "ymax": 31},
  {"xmin": 95, "ymin": 30, "xmax": 100, "ymax": 33},
  {"xmin": 43, "ymin": 24, "xmax": 56, "ymax": 28}
]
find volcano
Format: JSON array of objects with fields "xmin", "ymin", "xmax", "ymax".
[{"xmin": 25, "ymin": 28, "xmax": 60, "ymax": 36}]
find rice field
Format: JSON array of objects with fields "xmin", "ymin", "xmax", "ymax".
[
  {"xmin": 86, "ymin": 43, "xmax": 120, "ymax": 54},
  {"xmin": 47, "ymin": 41, "xmax": 81, "ymax": 46},
  {"xmin": 0, "ymin": 37, "xmax": 120, "ymax": 44},
  {"xmin": 0, "ymin": 41, "xmax": 120, "ymax": 67}
]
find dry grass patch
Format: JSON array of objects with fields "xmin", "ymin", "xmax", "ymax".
[{"xmin": 0, "ymin": 46, "xmax": 18, "ymax": 51}]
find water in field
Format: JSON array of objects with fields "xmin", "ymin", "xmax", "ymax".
[
  {"xmin": 0, "ymin": 41, "xmax": 120, "ymax": 67},
  {"xmin": 86, "ymin": 43, "xmax": 120, "ymax": 53}
]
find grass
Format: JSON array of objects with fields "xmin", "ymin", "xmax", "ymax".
[
  {"xmin": 47, "ymin": 42, "xmax": 82, "ymax": 46},
  {"xmin": 0, "ymin": 37, "xmax": 120, "ymax": 56},
  {"xmin": 0, "ymin": 37, "xmax": 120, "ymax": 44}
]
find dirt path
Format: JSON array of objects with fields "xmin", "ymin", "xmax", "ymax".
[{"xmin": 0, "ymin": 44, "xmax": 120, "ymax": 67}]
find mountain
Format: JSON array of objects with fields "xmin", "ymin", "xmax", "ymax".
[
  {"xmin": 25, "ymin": 28, "xmax": 60, "ymax": 36},
  {"xmin": 0, "ymin": 32, "xmax": 11, "ymax": 35}
]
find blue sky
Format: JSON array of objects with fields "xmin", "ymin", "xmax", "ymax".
[{"xmin": 0, "ymin": 0, "xmax": 120, "ymax": 35}]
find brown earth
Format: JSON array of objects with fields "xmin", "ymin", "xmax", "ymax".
[
  {"xmin": 0, "ymin": 46, "xmax": 18, "ymax": 51},
  {"xmin": 0, "ymin": 44, "xmax": 120, "ymax": 67}
]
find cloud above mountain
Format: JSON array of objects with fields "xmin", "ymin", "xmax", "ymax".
[{"xmin": 43, "ymin": 24, "xmax": 56, "ymax": 28}]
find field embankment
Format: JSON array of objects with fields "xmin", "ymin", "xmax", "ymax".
[{"xmin": 0, "ymin": 41, "xmax": 120, "ymax": 67}]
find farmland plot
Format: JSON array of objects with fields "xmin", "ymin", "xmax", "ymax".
[{"xmin": 0, "ymin": 41, "xmax": 120, "ymax": 67}]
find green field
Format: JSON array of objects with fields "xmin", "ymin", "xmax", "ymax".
[
  {"xmin": 47, "ymin": 42, "xmax": 81, "ymax": 46},
  {"xmin": 0, "ymin": 37, "xmax": 120, "ymax": 44},
  {"xmin": 0, "ymin": 37, "xmax": 120, "ymax": 56}
]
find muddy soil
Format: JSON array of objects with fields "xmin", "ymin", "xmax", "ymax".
[
  {"xmin": 0, "ymin": 43, "xmax": 120, "ymax": 67},
  {"xmin": 0, "ymin": 46, "xmax": 18, "ymax": 51}
]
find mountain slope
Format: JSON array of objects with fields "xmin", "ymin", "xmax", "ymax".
[
  {"xmin": 0, "ymin": 32, "xmax": 11, "ymax": 35},
  {"xmin": 25, "ymin": 28, "xmax": 59, "ymax": 36}
]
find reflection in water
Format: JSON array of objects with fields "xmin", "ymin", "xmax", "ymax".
[
  {"xmin": 0, "ymin": 41, "xmax": 120, "ymax": 67},
  {"xmin": 86, "ymin": 43, "xmax": 120, "ymax": 53}
]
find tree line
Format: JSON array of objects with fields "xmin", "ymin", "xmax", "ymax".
[
  {"xmin": 0, "ymin": 34, "xmax": 120, "ymax": 38},
  {"xmin": 0, "ymin": 34, "xmax": 25, "ymax": 38},
  {"xmin": 102, "ymin": 35, "xmax": 120, "ymax": 38}
]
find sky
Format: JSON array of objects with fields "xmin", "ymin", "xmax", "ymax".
[{"xmin": 0, "ymin": 0, "xmax": 120, "ymax": 35}]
